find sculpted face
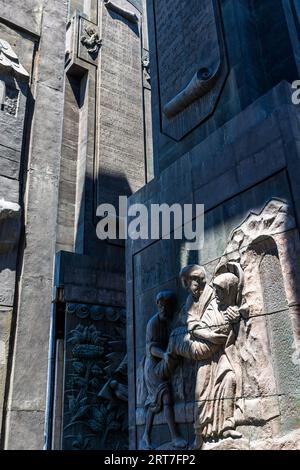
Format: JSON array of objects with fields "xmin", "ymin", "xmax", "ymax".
[
  {"xmin": 156, "ymin": 290, "xmax": 176, "ymax": 322},
  {"xmin": 187, "ymin": 275, "xmax": 206, "ymax": 301},
  {"xmin": 214, "ymin": 285, "xmax": 228, "ymax": 310},
  {"xmin": 213, "ymin": 273, "xmax": 239, "ymax": 310},
  {"xmin": 157, "ymin": 299, "xmax": 172, "ymax": 322}
]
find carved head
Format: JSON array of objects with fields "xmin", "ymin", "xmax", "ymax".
[
  {"xmin": 85, "ymin": 25, "xmax": 96, "ymax": 37},
  {"xmin": 213, "ymin": 273, "xmax": 239, "ymax": 310},
  {"xmin": 156, "ymin": 290, "xmax": 176, "ymax": 322},
  {"xmin": 180, "ymin": 265, "xmax": 206, "ymax": 301}
]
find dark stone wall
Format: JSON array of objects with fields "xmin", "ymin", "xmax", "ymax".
[
  {"xmin": 127, "ymin": 81, "xmax": 300, "ymax": 449},
  {"xmin": 0, "ymin": 0, "xmax": 68, "ymax": 449},
  {"xmin": 147, "ymin": 0, "xmax": 299, "ymax": 173},
  {"xmin": 50, "ymin": 0, "xmax": 149, "ymax": 450}
]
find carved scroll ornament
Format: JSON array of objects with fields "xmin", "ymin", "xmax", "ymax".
[
  {"xmin": 154, "ymin": 0, "xmax": 228, "ymax": 140},
  {"xmin": 104, "ymin": 0, "xmax": 139, "ymax": 24},
  {"xmin": 163, "ymin": 66, "xmax": 220, "ymax": 119}
]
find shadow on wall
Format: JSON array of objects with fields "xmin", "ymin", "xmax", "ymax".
[
  {"xmin": 57, "ymin": 70, "xmax": 134, "ymax": 267},
  {"xmin": 133, "ymin": 193, "xmax": 300, "ymax": 449},
  {"xmin": 74, "ymin": 171, "xmax": 133, "ymax": 272}
]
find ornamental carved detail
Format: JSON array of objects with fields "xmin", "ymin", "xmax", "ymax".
[
  {"xmin": 80, "ymin": 26, "xmax": 102, "ymax": 57},
  {"xmin": 62, "ymin": 304, "xmax": 128, "ymax": 450}
]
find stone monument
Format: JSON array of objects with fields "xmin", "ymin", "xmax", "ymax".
[
  {"xmin": 139, "ymin": 290, "xmax": 186, "ymax": 450},
  {"xmin": 0, "ymin": 0, "xmax": 151, "ymax": 450},
  {"xmin": 1, "ymin": 0, "xmax": 300, "ymax": 452},
  {"xmin": 127, "ymin": 0, "xmax": 300, "ymax": 451}
]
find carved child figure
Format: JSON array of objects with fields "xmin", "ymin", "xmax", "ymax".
[{"xmin": 140, "ymin": 291, "xmax": 186, "ymax": 450}]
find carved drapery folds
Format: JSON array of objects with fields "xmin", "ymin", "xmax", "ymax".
[
  {"xmin": 138, "ymin": 199, "xmax": 300, "ymax": 449},
  {"xmin": 144, "ymin": 262, "xmax": 247, "ymax": 449}
]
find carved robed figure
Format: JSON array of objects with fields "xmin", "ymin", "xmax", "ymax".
[
  {"xmin": 156, "ymin": 263, "xmax": 246, "ymax": 449},
  {"xmin": 140, "ymin": 290, "xmax": 186, "ymax": 450},
  {"xmin": 192, "ymin": 269, "xmax": 244, "ymax": 448}
]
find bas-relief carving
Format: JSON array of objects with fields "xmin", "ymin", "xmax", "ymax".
[
  {"xmin": 0, "ymin": 198, "xmax": 21, "ymax": 410},
  {"xmin": 80, "ymin": 26, "xmax": 102, "ymax": 58},
  {"xmin": 1, "ymin": 82, "xmax": 19, "ymax": 116},
  {"xmin": 0, "ymin": 199, "xmax": 21, "ymax": 306},
  {"xmin": 0, "ymin": 198, "xmax": 21, "ymax": 219},
  {"xmin": 0, "ymin": 199, "xmax": 21, "ymax": 255},
  {"xmin": 153, "ymin": 0, "xmax": 228, "ymax": 140},
  {"xmin": 0, "ymin": 39, "xmax": 29, "ymax": 118},
  {"xmin": 139, "ymin": 291, "xmax": 187, "ymax": 450},
  {"xmin": 66, "ymin": 14, "xmax": 101, "ymax": 68},
  {"xmin": 163, "ymin": 67, "xmax": 219, "ymax": 119},
  {"xmin": 142, "ymin": 50, "xmax": 151, "ymax": 89},
  {"xmin": 156, "ymin": 263, "xmax": 246, "ymax": 449},
  {"xmin": 62, "ymin": 304, "xmax": 128, "ymax": 450},
  {"xmin": 137, "ymin": 200, "xmax": 300, "ymax": 450},
  {"xmin": 77, "ymin": 17, "xmax": 102, "ymax": 65},
  {"xmin": 221, "ymin": 199, "xmax": 300, "ymax": 362},
  {"xmin": 189, "ymin": 264, "xmax": 246, "ymax": 447},
  {"xmin": 0, "ymin": 39, "xmax": 29, "ymax": 78}
]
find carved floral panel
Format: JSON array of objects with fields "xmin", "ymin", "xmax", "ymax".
[{"xmin": 61, "ymin": 304, "xmax": 128, "ymax": 450}]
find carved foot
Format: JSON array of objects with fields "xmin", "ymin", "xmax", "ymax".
[
  {"xmin": 172, "ymin": 437, "xmax": 187, "ymax": 449},
  {"xmin": 139, "ymin": 436, "xmax": 154, "ymax": 450},
  {"xmin": 189, "ymin": 434, "xmax": 203, "ymax": 450},
  {"xmin": 223, "ymin": 429, "xmax": 242, "ymax": 439}
]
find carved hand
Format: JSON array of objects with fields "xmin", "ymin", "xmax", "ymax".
[
  {"xmin": 225, "ymin": 306, "xmax": 240, "ymax": 324},
  {"xmin": 150, "ymin": 346, "xmax": 165, "ymax": 360},
  {"xmin": 193, "ymin": 327, "xmax": 228, "ymax": 345},
  {"xmin": 163, "ymin": 352, "xmax": 172, "ymax": 364},
  {"xmin": 206, "ymin": 331, "xmax": 228, "ymax": 345}
]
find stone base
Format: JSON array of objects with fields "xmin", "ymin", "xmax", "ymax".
[
  {"xmin": 140, "ymin": 429, "xmax": 300, "ymax": 450},
  {"xmin": 203, "ymin": 438, "xmax": 249, "ymax": 450},
  {"xmin": 251, "ymin": 429, "xmax": 300, "ymax": 450},
  {"xmin": 202, "ymin": 429, "xmax": 300, "ymax": 450},
  {"xmin": 156, "ymin": 441, "xmax": 189, "ymax": 451}
]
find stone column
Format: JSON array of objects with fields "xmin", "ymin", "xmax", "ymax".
[{"xmin": 2, "ymin": 0, "xmax": 67, "ymax": 450}]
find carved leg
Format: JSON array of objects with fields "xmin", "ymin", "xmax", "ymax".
[
  {"xmin": 140, "ymin": 408, "xmax": 155, "ymax": 450},
  {"xmin": 163, "ymin": 391, "xmax": 187, "ymax": 449},
  {"xmin": 221, "ymin": 372, "xmax": 242, "ymax": 439},
  {"xmin": 189, "ymin": 433, "xmax": 203, "ymax": 450}
]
